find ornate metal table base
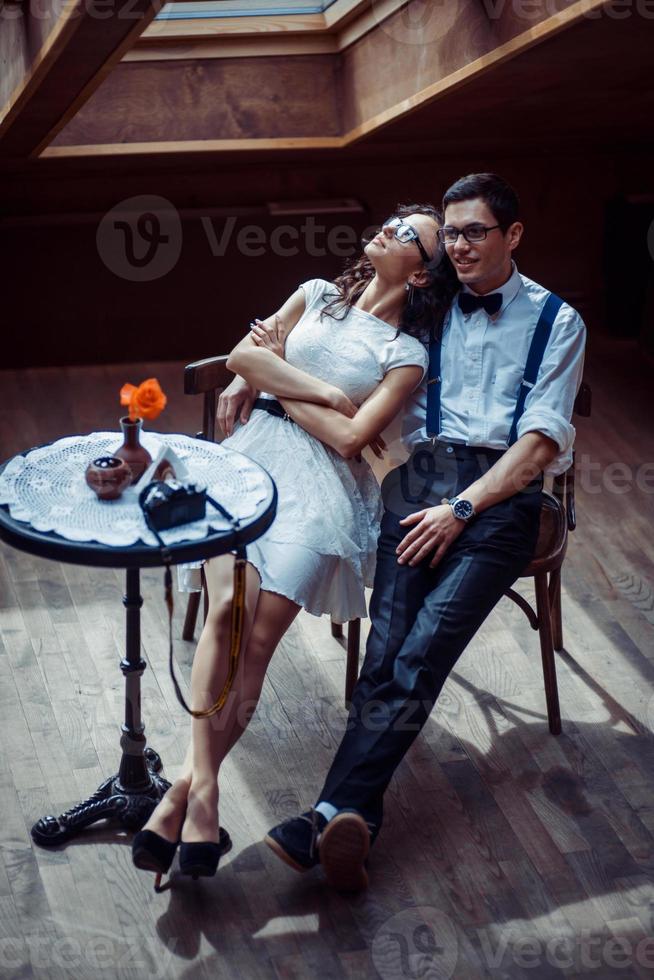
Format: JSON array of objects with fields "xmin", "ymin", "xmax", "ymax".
[
  {"xmin": 31, "ymin": 750, "xmax": 171, "ymax": 846},
  {"xmin": 31, "ymin": 569, "xmax": 171, "ymax": 848}
]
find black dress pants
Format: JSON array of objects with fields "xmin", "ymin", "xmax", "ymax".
[{"xmin": 318, "ymin": 441, "xmax": 543, "ymax": 827}]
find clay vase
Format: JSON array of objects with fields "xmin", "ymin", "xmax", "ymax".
[
  {"xmin": 114, "ymin": 416, "xmax": 152, "ymax": 484},
  {"xmin": 85, "ymin": 456, "xmax": 133, "ymax": 500}
]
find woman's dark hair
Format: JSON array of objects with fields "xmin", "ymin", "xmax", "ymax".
[
  {"xmin": 320, "ymin": 202, "xmax": 459, "ymax": 343},
  {"xmin": 442, "ymin": 173, "xmax": 520, "ymax": 231}
]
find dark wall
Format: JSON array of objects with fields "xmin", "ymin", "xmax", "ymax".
[{"xmin": 3, "ymin": 148, "xmax": 653, "ymax": 369}]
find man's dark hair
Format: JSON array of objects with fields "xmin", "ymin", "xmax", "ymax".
[{"xmin": 442, "ymin": 173, "xmax": 520, "ymax": 231}]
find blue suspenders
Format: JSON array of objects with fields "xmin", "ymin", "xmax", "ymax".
[
  {"xmin": 425, "ymin": 320, "xmax": 444, "ymax": 438},
  {"xmin": 426, "ymin": 291, "xmax": 563, "ymax": 445},
  {"xmin": 507, "ymin": 292, "xmax": 563, "ymax": 444}
]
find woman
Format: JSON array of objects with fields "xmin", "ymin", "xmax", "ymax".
[{"xmin": 132, "ymin": 204, "xmax": 457, "ymax": 884}]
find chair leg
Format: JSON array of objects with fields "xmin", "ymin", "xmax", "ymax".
[
  {"xmin": 182, "ymin": 591, "xmax": 201, "ymax": 641},
  {"xmin": 331, "ymin": 618, "xmax": 344, "ymax": 639},
  {"xmin": 549, "ymin": 568, "xmax": 563, "ymax": 652},
  {"xmin": 345, "ymin": 618, "xmax": 361, "ymax": 706},
  {"xmin": 534, "ymin": 572, "xmax": 562, "ymax": 736}
]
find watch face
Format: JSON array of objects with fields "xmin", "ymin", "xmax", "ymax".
[{"xmin": 453, "ymin": 498, "xmax": 474, "ymax": 520}]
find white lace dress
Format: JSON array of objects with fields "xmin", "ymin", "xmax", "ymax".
[{"xmin": 178, "ymin": 278, "xmax": 428, "ymax": 623}]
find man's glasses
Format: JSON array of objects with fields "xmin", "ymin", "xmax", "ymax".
[
  {"xmin": 382, "ymin": 216, "xmax": 432, "ymax": 263},
  {"xmin": 437, "ymin": 223, "xmax": 501, "ymax": 245}
]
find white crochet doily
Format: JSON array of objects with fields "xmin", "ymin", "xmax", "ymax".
[{"xmin": 0, "ymin": 432, "xmax": 274, "ymax": 549}]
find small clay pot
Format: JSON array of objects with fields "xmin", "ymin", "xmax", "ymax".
[{"xmin": 85, "ymin": 456, "xmax": 133, "ymax": 500}]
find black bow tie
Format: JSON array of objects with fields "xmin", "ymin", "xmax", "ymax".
[{"xmin": 458, "ymin": 291, "xmax": 503, "ymax": 316}]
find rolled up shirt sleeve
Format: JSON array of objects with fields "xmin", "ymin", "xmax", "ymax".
[{"xmin": 516, "ymin": 302, "xmax": 587, "ymax": 475}]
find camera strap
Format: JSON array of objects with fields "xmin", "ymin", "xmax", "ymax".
[
  {"xmin": 142, "ymin": 500, "xmax": 248, "ymax": 720},
  {"xmin": 165, "ymin": 546, "xmax": 248, "ymax": 720}
]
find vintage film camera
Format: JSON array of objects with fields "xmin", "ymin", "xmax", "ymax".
[{"xmin": 139, "ymin": 478, "xmax": 207, "ymax": 531}]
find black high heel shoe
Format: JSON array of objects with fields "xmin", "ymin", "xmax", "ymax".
[
  {"xmin": 179, "ymin": 827, "xmax": 232, "ymax": 880},
  {"xmin": 132, "ymin": 830, "xmax": 179, "ymax": 892}
]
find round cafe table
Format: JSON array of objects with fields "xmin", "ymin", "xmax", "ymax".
[{"xmin": 0, "ymin": 432, "xmax": 277, "ymax": 847}]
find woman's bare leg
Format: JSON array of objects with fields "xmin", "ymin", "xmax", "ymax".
[
  {"xmin": 141, "ymin": 554, "xmax": 261, "ymax": 842},
  {"xmin": 141, "ymin": 556, "xmax": 300, "ymax": 844},
  {"xmin": 181, "ymin": 579, "xmax": 300, "ymax": 843}
]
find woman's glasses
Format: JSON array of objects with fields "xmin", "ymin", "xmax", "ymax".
[
  {"xmin": 382, "ymin": 216, "xmax": 432, "ymax": 263},
  {"xmin": 437, "ymin": 223, "xmax": 501, "ymax": 245}
]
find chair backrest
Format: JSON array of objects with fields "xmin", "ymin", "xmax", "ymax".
[
  {"xmin": 573, "ymin": 381, "xmax": 592, "ymax": 419},
  {"xmin": 184, "ymin": 355, "xmax": 232, "ymax": 442},
  {"xmin": 553, "ymin": 380, "xmax": 592, "ymax": 531}
]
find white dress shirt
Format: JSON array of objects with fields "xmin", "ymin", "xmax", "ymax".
[{"xmin": 401, "ymin": 263, "xmax": 587, "ymax": 476}]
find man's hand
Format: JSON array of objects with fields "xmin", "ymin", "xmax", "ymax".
[
  {"xmin": 250, "ymin": 315, "xmax": 285, "ymax": 358},
  {"xmin": 396, "ymin": 504, "xmax": 465, "ymax": 568},
  {"xmin": 217, "ymin": 375, "xmax": 257, "ymax": 437}
]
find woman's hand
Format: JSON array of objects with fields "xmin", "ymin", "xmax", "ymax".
[
  {"xmin": 327, "ymin": 388, "xmax": 386, "ymax": 459},
  {"xmin": 366, "ymin": 434, "xmax": 387, "ymax": 459},
  {"xmin": 328, "ymin": 387, "xmax": 358, "ymax": 418},
  {"xmin": 329, "ymin": 387, "xmax": 388, "ymax": 461},
  {"xmin": 250, "ymin": 315, "xmax": 285, "ymax": 358}
]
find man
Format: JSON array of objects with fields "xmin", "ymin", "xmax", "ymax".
[{"xmin": 220, "ymin": 173, "xmax": 586, "ymax": 891}]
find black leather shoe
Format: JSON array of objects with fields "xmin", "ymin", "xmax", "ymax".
[
  {"xmin": 319, "ymin": 810, "xmax": 371, "ymax": 892},
  {"xmin": 179, "ymin": 827, "xmax": 232, "ymax": 879},
  {"xmin": 264, "ymin": 810, "xmax": 327, "ymax": 872}
]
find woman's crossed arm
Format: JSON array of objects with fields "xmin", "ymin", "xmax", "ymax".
[
  {"xmin": 278, "ymin": 365, "xmax": 423, "ymax": 460},
  {"xmin": 226, "ymin": 288, "xmax": 353, "ymax": 414}
]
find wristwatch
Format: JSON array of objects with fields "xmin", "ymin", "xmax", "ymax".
[{"xmin": 442, "ymin": 496, "xmax": 476, "ymax": 522}]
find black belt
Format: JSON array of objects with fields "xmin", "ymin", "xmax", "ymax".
[
  {"xmin": 419, "ymin": 441, "xmax": 507, "ymax": 462},
  {"xmin": 252, "ymin": 398, "xmax": 295, "ymax": 422}
]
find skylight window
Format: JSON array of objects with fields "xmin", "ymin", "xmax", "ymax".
[{"xmin": 157, "ymin": 0, "xmax": 339, "ymax": 18}]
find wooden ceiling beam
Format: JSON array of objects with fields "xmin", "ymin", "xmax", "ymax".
[{"xmin": 0, "ymin": 0, "xmax": 161, "ymax": 159}]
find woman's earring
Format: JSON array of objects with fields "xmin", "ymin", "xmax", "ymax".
[{"xmin": 405, "ymin": 281, "xmax": 415, "ymax": 304}]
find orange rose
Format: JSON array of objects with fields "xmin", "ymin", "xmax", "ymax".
[
  {"xmin": 120, "ymin": 383, "xmax": 137, "ymax": 416},
  {"xmin": 120, "ymin": 378, "xmax": 167, "ymax": 421}
]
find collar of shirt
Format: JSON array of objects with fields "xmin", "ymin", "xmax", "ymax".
[{"xmin": 460, "ymin": 260, "xmax": 522, "ymax": 321}]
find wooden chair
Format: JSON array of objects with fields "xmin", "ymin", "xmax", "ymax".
[
  {"xmin": 182, "ymin": 355, "xmax": 384, "ymax": 704},
  {"xmin": 503, "ymin": 380, "xmax": 592, "ymax": 734},
  {"xmin": 334, "ymin": 381, "xmax": 592, "ymax": 734}
]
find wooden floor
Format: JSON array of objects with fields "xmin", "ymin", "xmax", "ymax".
[{"xmin": 0, "ymin": 332, "xmax": 653, "ymax": 980}]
